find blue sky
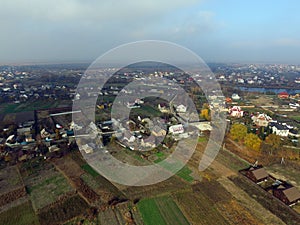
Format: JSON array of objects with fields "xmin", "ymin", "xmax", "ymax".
[{"xmin": 0, "ymin": 0, "xmax": 300, "ymax": 64}]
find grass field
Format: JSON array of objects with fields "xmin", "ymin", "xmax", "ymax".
[
  {"xmin": 138, "ymin": 198, "xmax": 166, "ymax": 225},
  {"xmin": 138, "ymin": 196, "xmax": 189, "ymax": 225},
  {"xmin": 0, "ymin": 201, "xmax": 39, "ymax": 225}
]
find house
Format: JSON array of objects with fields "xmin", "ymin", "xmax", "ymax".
[
  {"xmin": 190, "ymin": 121, "xmax": 212, "ymax": 131},
  {"xmin": 141, "ymin": 136, "xmax": 156, "ymax": 148},
  {"xmin": 232, "ymin": 93, "xmax": 241, "ymax": 100},
  {"xmin": 17, "ymin": 127, "xmax": 31, "ymax": 136},
  {"xmin": 142, "ymin": 118, "xmax": 153, "ymax": 129},
  {"xmin": 135, "ymin": 98, "xmax": 144, "ymax": 104},
  {"xmin": 272, "ymin": 181, "xmax": 300, "ymax": 205},
  {"xmin": 176, "ymin": 104, "xmax": 187, "ymax": 113},
  {"xmin": 225, "ymin": 97, "xmax": 232, "ymax": 103},
  {"xmin": 158, "ymin": 103, "xmax": 170, "ymax": 113},
  {"xmin": 151, "ymin": 125, "xmax": 166, "ymax": 137},
  {"xmin": 251, "ymin": 113, "xmax": 273, "ymax": 127},
  {"xmin": 81, "ymin": 144, "xmax": 93, "ymax": 154},
  {"xmin": 229, "ymin": 106, "xmax": 244, "ymax": 117},
  {"xmin": 40, "ymin": 128, "xmax": 50, "ymax": 139},
  {"xmin": 48, "ymin": 145, "xmax": 60, "ymax": 152},
  {"xmin": 269, "ymin": 122, "xmax": 290, "ymax": 137},
  {"xmin": 177, "ymin": 112, "xmax": 199, "ymax": 122},
  {"xmin": 278, "ymin": 92, "xmax": 289, "ymax": 99},
  {"xmin": 245, "ymin": 166, "xmax": 269, "ymax": 183},
  {"xmin": 169, "ymin": 124, "xmax": 184, "ymax": 134},
  {"xmin": 127, "ymin": 102, "xmax": 140, "ymax": 109},
  {"xmin": 289, "ymin": 129, "xmax": 300, "ymax": 138},
  {"xmin": 123, "ymin": 131, "xmax": 136, "ymax": 143}
]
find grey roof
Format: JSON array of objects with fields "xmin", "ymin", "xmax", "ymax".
[
  {"xmin": 269, "ymin": 122, "xmax": 289, "ymax": 130},
  {"xmin": 152, "ymin": 125, "xmax": 165, "ymax": 134},
  {"xmin": 143, "ymin": 135, "xmax": 156, "ymax": 144}
]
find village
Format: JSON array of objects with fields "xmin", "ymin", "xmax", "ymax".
[{"xmin": 0, "ymin": 64, "xmax": 300, "ymax": 224}]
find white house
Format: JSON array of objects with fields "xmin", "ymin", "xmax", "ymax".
[
  {"xmin": 269, "ymin": 122, "xmax": 289, "ymax": 137},
  {"xmin": 190, "ymin": 122, "xmax": 212, "ymax": 131},
  {"xmin": 252, "ymin": 113, "xmax": 273, "ymax": 127},
  {"xmin": 123, "ymin": 131, "xmax": 136, "ymax": 143},
  {"xmin": 289, "ymin": 129, "xmax": 300, "ymax": 138},
  {"xmin": 176, "ymin": 104, "xmax": 187, "ymax": 113},
  {"xmin": 229, "ymin": 106, "xmax": 244, "ymax": 117},
  {"xmin": 232, "ymin": 93, "xmax": 241, "ymax": 100},
  {"xmin": 169, "ymin": 124, "xmax": 184, "ymax": 134},
  {"xmin": 81, "ymin": 144, "xmax": 94, "ymax": 154}
]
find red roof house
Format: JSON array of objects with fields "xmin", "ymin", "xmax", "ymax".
[{"xmin": 278, "ymin": 92, "xmax": 289, "ymax": 99}]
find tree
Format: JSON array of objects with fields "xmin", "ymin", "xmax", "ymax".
[
  {"xmin": 230, "ymin": 123, "xmax": 247, "ymax": 141},
  {"xmin": 200, "ymin": 108, "xmax": 211, "ymax": 121},
  {"xmin": 200, "ymin": 103, "xmax": 211, "ymax": 121},
  {"xmin": 265, "ymin": 133, "xmax": 281, "ymax": 155},
  {"xmin": 244, "ymin": 133, "xmax": 262, "ymax": 152}
]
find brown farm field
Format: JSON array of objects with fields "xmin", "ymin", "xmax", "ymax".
[
  {"xmin": 0, "ymin": 165, "xmax": 23, "ymax": 195},
  {"xmin": 38, "ymin": 194, "xmax": 89, "ymax": 225}
]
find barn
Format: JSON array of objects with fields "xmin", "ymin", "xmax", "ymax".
[
  {"xmin": 273, "ymin": 182, "xmax": 300, "ymax": 205},
  {"xmin": 245, "ymin": 166, "xmax": 269, "ymax": 183}
]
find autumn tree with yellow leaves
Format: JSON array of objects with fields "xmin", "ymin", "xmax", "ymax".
[
  {"xmin": 230, "ymin": 123, "xmax": 247, "ymax": 142},
  {"xmin": 244, "ymin": 133, "xmax": 262, "ymax": 152},
  {"xmin": 200, "ymin": 103, "xmax": 211, "ymax": 121}
]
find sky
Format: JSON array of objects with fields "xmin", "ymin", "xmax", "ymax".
[{"xmin": 1, "ymin": 0, "xmax": 300, "ymax": 64}]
